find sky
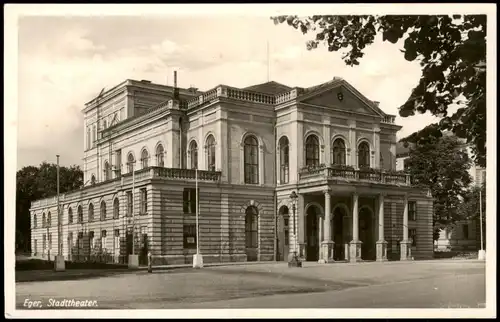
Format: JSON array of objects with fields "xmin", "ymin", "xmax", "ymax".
[{"xmin": 15, "ymin": 12, "xmax": 451, "ymax": 170}]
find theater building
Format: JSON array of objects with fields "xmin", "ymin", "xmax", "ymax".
[{"xmin": 29, "ymin": 74, "xmax": 434, "ymax": 266}]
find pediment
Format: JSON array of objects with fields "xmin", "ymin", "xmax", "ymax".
[{"xmin": 300, "ymin": 84, "xmax": 381, "ymax": 117}]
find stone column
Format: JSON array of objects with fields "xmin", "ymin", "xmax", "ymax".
[
  {"xmin": 349, "ymin": 192, "xmax": 362, "ymax": 262},
  {"xmin": 400, "ymin": 194, "xmax": 412, "ymax": 260},
  {"xmin": 319, "ymin": 190, "xmax": 334, "ymax": 263},
  {"xmin": 376, "ymin": 194, "xmax": 388, "ymax": 261},
  {"xmin": 297, "ymin": 193, "xmax": 306, "ymax": 260}
]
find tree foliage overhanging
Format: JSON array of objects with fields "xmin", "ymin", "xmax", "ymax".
[
  {"xmin": 16, "ymin": 162, "xmax": 84, "ymax": 251},
  {"xmin": 271, "ymin": 15, "xmax": 486, "ymax": 167}
]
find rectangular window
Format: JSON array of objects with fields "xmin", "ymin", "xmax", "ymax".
[
  {"xmin": 183, "ymin": 224, "xmax": 197, "ymax": 249},
  {"xmin": 89, "ymin": 231, "xmax": 95, "ymax": 250},
  {"xmin": 101, "ymin": 230, "xmax": 107, "ymax": 251},
  {"xmin": 48, "ymin": 233, "xmax": 52, "ymax": 249},
  {"xmin": 42, "ymin": 234, "xmax": 47, "ymax": 250},
  {"xmin": 462, "ymin": 224, "xmax": 469, "ymax": 240},
  {"xmin": 34, "ymin": 215, "xmax": 37, "ymax": 228},
  {"xmin": 34, "ymin": 239, "xmax": 38, "ymax": 254},
  {"xmin": 140, "ymin": 188, "xmax": 147, "ymax": 214},
  {"xmin": 408, "ymin": 201, "xmax": 417, "ymax": 221},
  {"xmin": 409, "ymin": 228, "xmax": 417, "ymax": 247},
  {"xmin": 126, "ymin": 191, "xmax": 133, "ymax": 217},
  {"xmin": 114, "ymin": 229, "xmax": 120, "ymax": 253},
  {"xmin": 183, "ymin": 188, "xmax": 198, "ymax": 214}
]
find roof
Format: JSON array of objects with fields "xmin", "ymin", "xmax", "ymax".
[{"xmin": 243, "ymin": 81, "xmax": 292, "ymax": 95}]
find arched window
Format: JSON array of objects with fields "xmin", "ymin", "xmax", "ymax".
[
  {"xmin": 245, "ymin": 206, "xmax": 259, "ymax": 248},
  {"xmin": 358, "ymin": 142, "xmax": 370, "ymax": 168},
  {"xmin": 244, "ymin": 136, "xmax": 259, "ymax": 184},
  {"xmin": 332, "ymin": 138, "xmax": 346, "ymax": 165},
  {"xmin": 47, "ymin": 212, "xmax": 51, "ymax": 227},
  {"xmin": 189, "ymin": 141, "xmax": 198, "ymax": 169},
  {"xmin": 206, "ymin": 135, "xmax": 216, "ymax": 171},
  {"xmin": 113, "ymin": 198, "xmax": 120, "ymax": 219},
  {"xmin": 305, "ymin": 135, "xmax": 320, "ymax": 167},
  {"xmin": 77, "ymin": 205, "xmax": 83, "ymax": 223},
  {"xmin": 68, "ymin": 207, "xmax": 73, "ymax": 224},
  {"xmin": 103, "ymin": 161, "xmax": 111, "ymax": 181},
  {"xmin": 100, "ymin": 201, "xmax": 107, "ymax": 221},
  {"xmin": 42, "ymin": 213, "xmax": 46, "ymax": 227},
  {"xmin": 141, "ymin": 149, "xmax": 149, "ymax": 168},
  {"xmin": 88, "ymin": 203, "xmax": 94, "ymax": 222},
  {"xmin": 279, "ymin": 136, "xmax": 289, "ymax": 184},
  {"xmin": 156, "ymin": 144, "xmax": 165, "ymax": 167},
  {"xmin": 90, "ymin": 174, "xmax": 96, "ymax": 185},
  {"xmin": 127, "ymin": 153, "xmax": 135, "ymax": 173},
  {"xmin": 86, "ymin": 128, "xmax": 91, "ymax": 150},
  {"xmin": 34, "ymin": 214, "xmax": 38, "ymax": 228}
]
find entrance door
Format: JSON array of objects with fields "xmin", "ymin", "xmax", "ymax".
[
  {"xmin": 333, "ymin": 208, "xmax": 346, "ymax": 261},
  {"xmin": 306, "ymin": 207, "xmax": 320, "ymax": 261},
  {"xmin": 277, "ymin": 207, "xmax": 290, "ymax": 261},
  {"xmin": 359, "ymin": 208, "xmax": 375, "ymax": 260}
]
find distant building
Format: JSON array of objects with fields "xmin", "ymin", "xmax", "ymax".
[
  {"xmin": 395, "ymin": 134, "xmax": 485, "ymax": 252},
  {"xmin": 29, "ymin": 75, "xmax": 435, "ymax": 265}
]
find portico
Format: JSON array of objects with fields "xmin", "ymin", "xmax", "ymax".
[{"xmin": 289, "ymin": 184, "xmax": 414, "ymax": 264}]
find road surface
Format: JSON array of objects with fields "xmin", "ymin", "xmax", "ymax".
[{"xmin": 16, "ymin": 260, "xmax": 486, "ymax": 310}]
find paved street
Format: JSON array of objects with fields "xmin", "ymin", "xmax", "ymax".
[{"xmin": 16, "ymin": 260, "xmax": 485, "ymax": 310}]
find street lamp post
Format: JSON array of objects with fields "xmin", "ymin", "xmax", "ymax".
[
  {"xmin": 288, "ymin": 191, "xmax": 302, "ymax": 268},
  {"xmin": 54, "ymin": 155, "xmax": 66, "ymax": 271}
]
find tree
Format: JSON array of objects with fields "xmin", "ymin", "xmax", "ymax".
[
  {"xmin": 403, "ymin": 134, "xmax": 472, "ymax": 241},
  {"xmin": 16, "ymin": 163, "xmax": 84, "ymax": 252},
  {"xmin": 271, "ymin": 15, "xmax": 486, "ymax": 167},
  {"xmin": 457, "ymin": 181, "xmax": 486, "ymax": 249}
]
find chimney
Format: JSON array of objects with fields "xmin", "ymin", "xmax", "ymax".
[
  {"xmin": 373, "ymin": 101, "xmax": 380, "ymax": 107},
  {"xmin": 173, "ymin": 70, "xmax": 179, "ymax": 100}
]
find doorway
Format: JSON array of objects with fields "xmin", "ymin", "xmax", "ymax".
[
  {"xmin": 277, "ymin": 206, "xmax": 290, "ymax": 261},
  {"xmin": 359, "ymin": 207, "xmax": 375, "ymax": 260},
  {"xmin": 333, "ymin": 206, "xmax": 349, "ymax": 261},
  {"xmin": 305, "ymin": 206, "xmax": 320, "ymax": 261}
]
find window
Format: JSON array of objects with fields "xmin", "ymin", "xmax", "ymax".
[
  {"xmin": 67, "ymin": 232, "xmax": 73, "ymax": 252},
  {"xmin": 47, "ymin": 212, "xmax": 51, "ymax": 227},
  {"xmin": 34, "ymin": 214, "xmax": 37, "ymax": 228},
  {"xmin": 245, "ymin": 206, "xmax": 259, "ymax": 248},
  {"xmin": 126, "ymin": 191, "xmax": 133, "ymax": 217},
  {"xmin": 409, "ymin": 229, "xmax": 417, "ymax": 247},
  {"xmin": 115, "ymin": 149, "xmax": 122, "ymax": 175},
  {"xmin": 42, "ymin": 234, "xmax": 47, "ymax": 250},
  {"xmin": 462, "ymin": 224, "xmax": 469, "ymax": 240},
  {"xmin": 89, "ymin": 231, "xmax": 95, "ymax": 250},
  {"xmin": 189, "ymin": 141, "xmax": 198, "ymax": 170},
  {"xmin": 100, "ymin": 201, "xmax": 107, "ymax": 221},
  {"xmin": 91, "ymin": 174, "xmax": 96, "ymax": 185},
  {"xmin": 101, "ymin": 230, "xmax": 107, "ymax": 251},
  {"xmin": 88, "ymin": 203, "xmax": 94, "ymax": 222},
  {"xmin": 408, "ymin": 201, "xmax": 417, "ymax": 221},
  {"xmin": 113, "ymin": 198, "xmax": 120, "ymax": 219},
  {"xmin": 77, "ymin": 206, "xmax": 83, "ymax": 223},
  {"xmin": 42, "ymin": 213, "xmax": 46, "ymax": 228},
  {"xmin": 156, "ymin": 144, "xmax": 164, "ymax": 167},
  {"xmin": 140, "ymin": 188, "xmax": 147, "ymax": 214},
  {"xmin": 92, "ymin": 125, "xmax": 97, "ymax": 148},
  {"xmin": 103, "ymin": 161, "xmax": 111, "ymax": 181},
  {"xmin": 68, "ymin": 207, "xmax": 73, "ymax": 224},
  {"xmin": 86, "ymin": 128, "xmax": 91, "ymax": 150},
  {"xmin": 141, "ymin": 149, "xmax": 149, "ymax": 168},
  {"xmin": 183, "ymin": 224, "xmax": 197, "ymax": 249},
  {"xmin": 279, "ymin": 136, "xmax": 289, "ymax": 184},
  {"xmin": 48, "ymin": 233, "xmax": 52, "ymax": 249},
  {"xmin": 206, "ymin": 135, "xmax": 216, "ymax": 171},
  {"xmin": 183, "ymin": 188, "xmax": 198, "ymax": 214},
  {"xmin": 358, "ymin": 142, "xmax": 370, "ymax": 168},
  {"xmin": 244, "ymin": 135, "xmax": 259, "ymax": 184},
  {"xmin": 127, "ymin": 153, "xmax": 135, "ymax": 173},
  {"xmin": 332, "ymin": 138, "xmax": 346, "ymax": 165},
  {"xmin": 305, "ymin": 135, "xmax": 320, "ymax": 167}
]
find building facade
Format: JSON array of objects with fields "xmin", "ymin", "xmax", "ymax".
[{"xmin": 30, "ymin": 76, "xmax": 434, "ymax": 265}]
